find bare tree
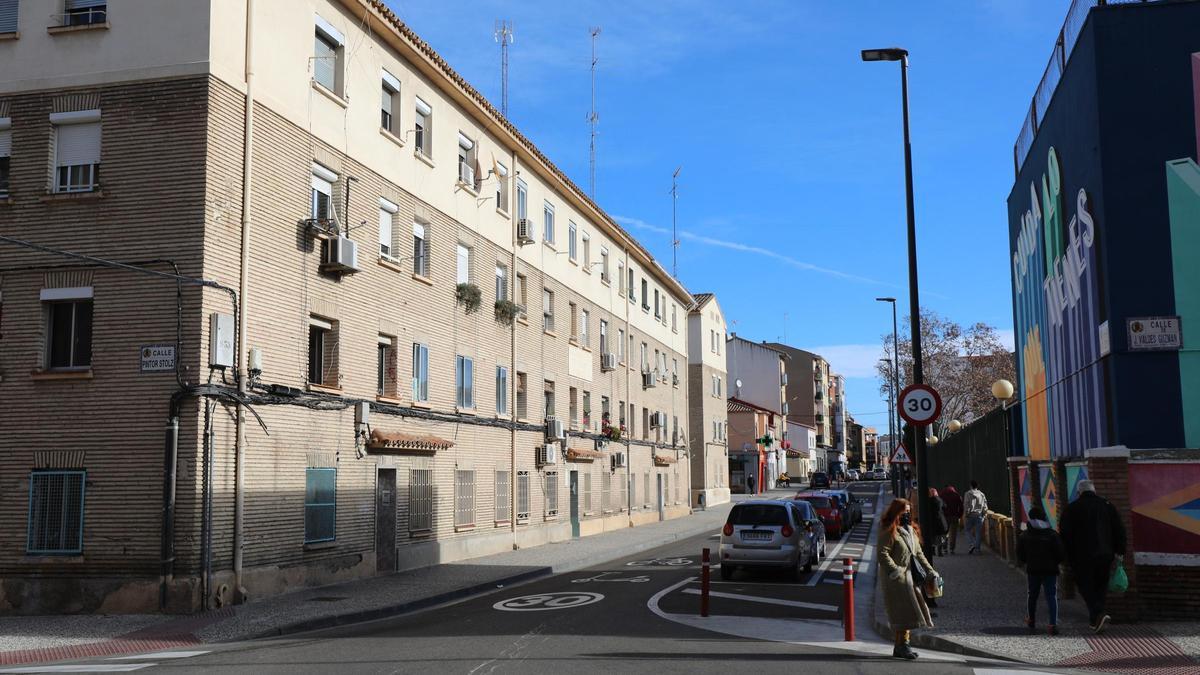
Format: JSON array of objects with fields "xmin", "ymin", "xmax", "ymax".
[{"xmin": 877, "ymin": 309, "xmax": 1015, "ymax": 438}]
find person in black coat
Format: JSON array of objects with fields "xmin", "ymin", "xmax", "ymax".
[
  {"xmin": 1017, "ymin": 506, "xmax": 1066, "ymax": 635},
  {"xmin": 927, "ymin": 488, "xmax": 949, "ymax": 556},
  {"xmin": 1060, "ymin": 480, "xmax": 1127, "ymax": 633}
]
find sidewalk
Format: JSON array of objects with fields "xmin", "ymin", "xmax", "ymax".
[
  {"xmin": 869, "ymin": 504, "xmax": 1200, "ymax": 674},
  {"xmin": 0, "ymin": 498, "xmax": 744, "ymax": 666}
]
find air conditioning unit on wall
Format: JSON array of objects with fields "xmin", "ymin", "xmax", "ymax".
[
  {"xmin": 601, "ymin": 353, "xmax": 617, "ymax": 372},
  {"xmin": 537, "ymin": 444, "xmax": 558, "ymax": 466},
  {"xmin": 321, "ymin": 236, "xmax": 359, "ymax": 274},
  {"xmin": 517, "ymin": 219, "xmax": 534, "ymax": 245},
  {"xmin": 642, "ymin": 371, "xmax": 656, "ymax": 389},
  {"xmin": 545, "ymin": 418, "xmax": 566, "ymax": 440}
]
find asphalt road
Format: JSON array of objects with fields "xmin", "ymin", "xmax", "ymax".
[{"xmin": 16, "ymin": 482, "xmax": 1068, "ymax": 674}]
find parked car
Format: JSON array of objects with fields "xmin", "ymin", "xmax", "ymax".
[
  {"xmin": 870, "ymin": 468, "xmax": 888, "ymax": 480},
  {"xmin": 720, "ymin": 500, "xmax": 822, "ymax": 581},
  {"xmin": 846, "ymin": 469, "xmax": 861, "ymax": 481},
  {"xmin": 826, "ymin": 489, "xmax": 862, "ymax": 527},
  {"xmin": 810, "ymin": 471, "xmax": 831, "ymax": 488},
  {"xmin": 793, "ymin": 492, "xmax": 843, "ymax": 538}
]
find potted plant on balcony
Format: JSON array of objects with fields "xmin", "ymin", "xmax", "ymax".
[
  {"xmin": 494, "ymin": 299, "xmax": 521, "ymax": 326},
  {"xmin": 456, "ymin": 282, "xmax": 482, "ymax": 314},
  {"xmin": 600, "ymin": 413, "xmax": 624, "ymax": 441}
]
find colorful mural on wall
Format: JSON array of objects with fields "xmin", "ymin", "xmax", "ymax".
[
  {"xmin": 1065, "ymin": 463, "xmax": 1089, "ymax": 503},
  {"xmin": 1011, "ymin": 148, "xmax": 1108, "ymax": 459},
  {"xmin": 1038, "ymin": 465, "xmax": 1059, "ymax": 528},
  {"xmin": 1161, "ymin": 52, "xmax": 1200, "ymax": 450},
  {"xmin": 1130, "ymin": 462, "xmax": 1200, "ymax": 556},
  {"xmin": 1017, "ymin": 466, "xmax": 1033, "ymax": 523}
]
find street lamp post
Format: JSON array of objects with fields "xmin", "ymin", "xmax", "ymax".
[{"xmin": 863, "ymin": 47, "xmax": 932, "ymax": 553}]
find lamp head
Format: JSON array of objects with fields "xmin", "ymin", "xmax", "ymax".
[
  {"xmin": 861, "ymin": 48, "xmax": 907, "ymax": 62},
  {"xmin": 875, "ymin": 296, "xmax": 896, "ymax": 303},
  {"xmin": 991, "ymin": 379, "xmax": 1015, "ymax": 401},
  {"xmin": 948, "ymin": 419, "xmax": 962, "ymax": 433}
]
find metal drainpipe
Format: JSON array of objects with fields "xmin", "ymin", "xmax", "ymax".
[
  {"xmin": 160, "ymin": 402, "xmax": 180, "ymax": 611},
  {"xmin": 510, "ymin": 147, "xmax": 519, "ymax": 537},
  {"xmin": 234, "ymin": 0, "xmax": 255, "ymax": 604},
  {"xmin": 623, "ymin": 248, "xmax": 632, "ymax": 524}
]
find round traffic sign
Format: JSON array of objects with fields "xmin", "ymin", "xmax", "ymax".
[{"xmin": 898, "ymin": 384, "xmax": 942, "ymax": 427}]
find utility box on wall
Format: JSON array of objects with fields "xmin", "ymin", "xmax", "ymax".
[{"xmin": 209, "ymin": 313, "xmax": 235, "ymax": 369}]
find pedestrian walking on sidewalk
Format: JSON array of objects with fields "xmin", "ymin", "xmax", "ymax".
[
  {"xmin": 942, "ymin": 485, "xmax": 964, "ymax": 554},
  {"xmin": 964, "ymin": 480, "xmax": 989, "ymax": 554},
  {"xmin": 747, "ymin": 474, "xmax": 756, "ymax": 495},
  {"xmin": 1060, "ymin": 480, "xmax": 1126, "ymax": 634},
  {"xmin": 878, "ymin": 498, "xmax": 939, "ymax": 661},
  {"xmin": 928, "ymin": 488, "xmax": 949, "ymax": 557},
  {"xmin": 1017, "ymin": 506, "xmax": 1066, "ymax": 635}
]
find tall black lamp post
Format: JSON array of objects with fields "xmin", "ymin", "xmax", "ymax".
[{"xmin": 863, "ymin": 47, "xmax": 931, "ymax": 553}]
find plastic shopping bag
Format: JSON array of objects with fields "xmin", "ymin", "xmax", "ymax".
[{"xmin": 1108, "ymin": 563, "xmax": 1129, "ymax": 594}]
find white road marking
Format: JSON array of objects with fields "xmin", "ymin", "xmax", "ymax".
[
  {"xmin": 109, "ymin": 651, "xmax": 210, "ymax": 660},
  {"xmin": 680, "ymin": 587, "xmax": 838, "ymax": 613},
  {"xmin": 493, "ymin": 591, "xmax": 604, "ymax": 611},
  {"xmin": 0, "ymin": 662, "xmax": 157, "ymax": 667}
]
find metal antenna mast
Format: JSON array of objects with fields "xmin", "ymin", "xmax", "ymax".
[
  {"xmin": 671, "ymin": 165, "xmax": 682, "ymax": 277},
  {"xmin": 494, "ymin": 20, "xmax": 514, "ymax": 117},
  {"xmin": 588, "ymin": 26, "xmax": 601, "ymax": 198}
]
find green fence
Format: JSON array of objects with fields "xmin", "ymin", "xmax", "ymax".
[{"xmin": 923, "ymin": 407, "xmax": 1013, "ymax": 517}]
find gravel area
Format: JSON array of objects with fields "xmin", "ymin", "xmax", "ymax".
[{"xmin": 0, "ymin": 615, "xmax": 166, "ymax": 652}]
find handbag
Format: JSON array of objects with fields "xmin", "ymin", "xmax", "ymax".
[{"xmin": 924, "ymin": 573, "xmax": 945, "ymax": 598}]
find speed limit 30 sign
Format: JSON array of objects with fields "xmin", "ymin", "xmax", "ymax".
[{"xmin": 898, "ymin": 383, "xmax": 942, "ymax": 427}]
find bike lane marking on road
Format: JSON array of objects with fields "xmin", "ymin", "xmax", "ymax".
[{"xmin": 680, "ymin": 588, "xmax": 837, "ymax": 613}]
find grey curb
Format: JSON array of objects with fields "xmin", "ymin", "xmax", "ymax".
[{"xmin": 244, "ymin": 510, "xmax": 725, "ymax": 641}]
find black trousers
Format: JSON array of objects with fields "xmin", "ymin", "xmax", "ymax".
[{"xmin": 1073, "ymin": 557, "xmax": 1113, "ymax": 623}]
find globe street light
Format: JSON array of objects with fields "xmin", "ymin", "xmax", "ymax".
[
  {"xmin": 992, "ymin": 379, "xmax": 1015, "ymax": 402},
  {"xmin": 949, "ymin": 419, "xmax": 962, "ymax": 433},
  {"xmin": 864, "ymin": 46, "xmax": 931, "ymax": 553}
]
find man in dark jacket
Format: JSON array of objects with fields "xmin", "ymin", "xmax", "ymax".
[
  {"xmin": 928, "ymin": 488, "xmax": 949, "ymax": 556},
  {"xmin": 1060, "ymin": 480, "xmax": 1127, "ymax": 633},
  {"xmin": 1018, "ymin": 506, "xmax": 1066, "ymax": 634},
  {"xmin": 942, "ymin": 485, "xmax": 964, "ymax": 554}
]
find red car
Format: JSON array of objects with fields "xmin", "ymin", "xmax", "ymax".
[{"xmin": 793, "ymin": 492, "xmax": 843, "ymax": 538}]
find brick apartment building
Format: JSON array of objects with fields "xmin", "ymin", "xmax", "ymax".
[{"xmin": 0, "ymin": 0, "xmax": 695, "ymax": 613}]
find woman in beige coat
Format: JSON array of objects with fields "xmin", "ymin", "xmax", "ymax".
[{"xmin": 878, "ymin": 498, "xmax": 939, "ymax": 660}]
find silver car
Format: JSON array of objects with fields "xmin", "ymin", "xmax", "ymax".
[{"xmin": 719, "ymin": 499, "xmax": 823, "ymax": 581}]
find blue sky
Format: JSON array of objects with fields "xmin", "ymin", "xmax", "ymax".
[{"xmin": 386, "ymin": 0, "xmax": 1073, "ymax": 432}]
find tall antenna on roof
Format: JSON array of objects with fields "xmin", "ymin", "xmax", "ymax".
[
  {"xmin": 588, "ymin": 26, "xmax": 601, "ymax": 199},
  {"xmin": 494, "ymin": 20, "xmax": 514, "ymax": 117},
  {"xmin": 671, "ymin": 165, "xmax": 682, "ymax": 277}
]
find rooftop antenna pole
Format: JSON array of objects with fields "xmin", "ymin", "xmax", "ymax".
[
  {"xmin": 588, "ymin": 26, "xmax": 601, "ymax": 199},
  {"xmin": 494, "ymin": 20, "xmax": 514, "ymax": 117},
  {"xmin": 671, "ymin": 165, "xmax": 682, "ymax": 277}
]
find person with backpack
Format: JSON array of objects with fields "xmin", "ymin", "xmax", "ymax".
[
  {"xmin": 941, "ymin": 485, "xmax": 964, "ymax": 554},
  {"xmin": 964, "ymin": 480, "xmax": 989, "ymax": 554},
  {"xmin": 1060, "ymin": 480, "xmax": 1127, "ymax": 633},
  {"xmin": 1017, "ymin": 506, "xmax": 1066, "ymax": 635}
]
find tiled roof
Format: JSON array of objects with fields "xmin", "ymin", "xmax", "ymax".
[
  {"xmin": 349, "ymin": 0, "xmax": 692, "ymax": 305},
  {"xmin": 691, "ymin": 292, "xmax": 714, "ymax": 310}
]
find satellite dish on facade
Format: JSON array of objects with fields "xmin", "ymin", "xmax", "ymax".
[{"xmin": 735, "ymin": 379, "xmax": 743, "ymax": 389}]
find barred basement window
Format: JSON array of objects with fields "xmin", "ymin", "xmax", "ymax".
[
  {"xmin": 26, "ymin": 470, "xmax": 85, "ymax": 555},
  {"xmin": 664, "ymin": 474, "xmax": 670, "ymax": 507},
  {"xmin": 454, "ymin": 470, "xmax": 475, "ymax": 527},
  {"xmin": 544, "ymin": 471, "xmax": 558, "ymax": 517},
  {"xmin": 495, "ymin": 471, "xmax": 510, "ymax": 523},
  {"xmin": 583, "ymin": 472, "xmax": 592, "ymax": 513},
  {"xmin": 409, "ymin": 468, "xmax": 432, "ymax": 532},
  {"xmin": 304, "ymin": 468, "xmax": 336, "ymax": 544},
  {"xmin": 516, "ymin": 470, "xmax": 530, "ymax": 523}
]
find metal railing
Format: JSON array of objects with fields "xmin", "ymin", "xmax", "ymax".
[{"xmin": 1013, "ymin": 0, "xmax": 1160, "ymax": 175}]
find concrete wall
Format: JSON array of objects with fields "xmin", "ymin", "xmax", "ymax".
[{"xmin": 725, "ymin": 337, "xmax": 783, "ymax": 414}]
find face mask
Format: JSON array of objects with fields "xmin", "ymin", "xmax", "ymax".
[{"xmin": 899, "ymin": 513, "xmax": 912, "ymax": 526}]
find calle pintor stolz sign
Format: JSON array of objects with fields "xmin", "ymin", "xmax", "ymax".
[
  {"xmin": 140, "ymin": 344, "xmax": 176, "ymax": 372},
  {"xmin": 1126, "ymin": 316, "xmax": 1182, "ymax": 352}
]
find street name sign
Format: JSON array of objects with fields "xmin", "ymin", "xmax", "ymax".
[
  {"xmin": 889, "ymin": 442, "xmax": 912, "ymax": 464},
  {"xmin": 898, "ymin": 383, "xmax": 942, "ymax": 427},
  {"xmin": 140, "ymin": 344, "xmax": 176, "ymax": 372},
  {"xmin": 1126, "ymin": 316, "xmax": 1182, "ymax": 351}
]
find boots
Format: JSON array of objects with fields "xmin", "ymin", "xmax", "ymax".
[{"xmin": 893, "ymin": 631, "xmax": 919, "ymax": 660}]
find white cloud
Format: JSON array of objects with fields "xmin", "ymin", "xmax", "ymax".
[
  {"xmin": 803, "ymin": 344, "xmax": 887, "ymax": 379},
  {"xmin": 612, "ymin": 214, "xmax": 889, "ymax": 286}
]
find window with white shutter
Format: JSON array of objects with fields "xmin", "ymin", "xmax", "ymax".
[
  {"xmin": 313, "ymin": 15, "xmax": 345, "ymax": 95},
  {"xmin": 456, "ymin": 243, "xmax": 470, "ymax": 285},
  {"xmin": 378, "ymin": 198, "xmax": 397, "ymax": 258},
  {"xmin": 381, "ymin": 70, "xmax": 400, "ymax": 132},
  {"xmin": 412, "ymin": 221, "xmax": 429, "ymax": 277},
  {"xmin": 51, "ymin": 110, "xmax": 101, "ymax": 193}
]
